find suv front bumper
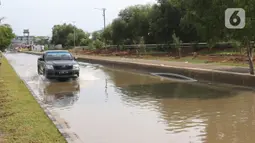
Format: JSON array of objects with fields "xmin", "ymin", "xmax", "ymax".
[{"xmin": 45, "ymin": 69, "xmax": 79, "ymax": 78}]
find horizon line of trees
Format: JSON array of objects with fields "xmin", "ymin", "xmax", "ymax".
[{"xmin": 50, "ymin": 0, "xmax": 255, "ymax": 47}]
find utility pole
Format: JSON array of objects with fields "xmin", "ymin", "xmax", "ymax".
[
  {"xmin": 72, "ymin": 21, "xmax": 76, "ymax": 48},
  {"xmin": 95, "ymin": 8, "xmax": 107, "ymax": 49},
  {"xmin": 95, "ymin": 8, "xmax": 106, "ymax": 30},
  {"xmin": 102, "ymin": 8, "xmax": 106, "ymax": 30}
]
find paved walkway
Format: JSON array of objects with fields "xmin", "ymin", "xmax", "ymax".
[
  {"xmin": 75, "ymin": 54, "xmax": 250, "ymax": 74},
  {"xmin": 23, "ymin": 51, "xmax": 250, "ymax": 74}
]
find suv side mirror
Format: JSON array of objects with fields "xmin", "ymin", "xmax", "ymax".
[{"xmin": 38, "ymin": 57, "xmax": 43, "ymax": 61}]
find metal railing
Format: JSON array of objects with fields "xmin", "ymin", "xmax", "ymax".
[{"xmin": 70, "ymin": 42, "xmax": 235, "ymax": 50}]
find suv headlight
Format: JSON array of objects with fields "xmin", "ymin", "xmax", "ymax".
[
  {"xmin": 45, "ymin": 65, "xmax": 54, "ymax": 69},
  {"xmin": 73, "ymin": 64, "xmax": 79, "ymax": 70}
]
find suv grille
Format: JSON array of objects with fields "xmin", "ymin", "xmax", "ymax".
[{"xmin": 54, "ymin": 65, "xmax": 73, "ymax": 70}]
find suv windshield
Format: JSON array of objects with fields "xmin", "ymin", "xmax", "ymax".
[{"xmin": 45, "ymin": 52, "xmax": 73, "ymax": 61}]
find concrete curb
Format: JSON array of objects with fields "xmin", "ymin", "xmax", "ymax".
[{"xmin": 3, "ymin": 54, "xmax": 83, "ymax": 143}]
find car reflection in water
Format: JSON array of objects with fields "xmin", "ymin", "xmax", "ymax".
[{"xmin": 40, "ymin": 80, "xmax": 80, "ymax": 108}]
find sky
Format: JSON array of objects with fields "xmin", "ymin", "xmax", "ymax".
[{"xmin": 0, "ymin": 0, "xmax": 156, "ymax": 36}]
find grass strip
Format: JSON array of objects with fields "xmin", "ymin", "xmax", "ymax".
[{"xmin": 0, "ymin": 55, "xmax": 66, "ymax": 143}]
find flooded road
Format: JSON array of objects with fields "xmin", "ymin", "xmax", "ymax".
[{"xmin": 4, "ymin": 53, "xmax": 255, "ymax": 143}]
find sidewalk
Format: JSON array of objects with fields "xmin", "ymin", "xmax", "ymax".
[
  {"xmin": 75, "ymin": 54, "xmax": 250, "ymax": 74},
  {"xmin": 22, "ymin": 51, "xmax": 250, "ymax": 74}
]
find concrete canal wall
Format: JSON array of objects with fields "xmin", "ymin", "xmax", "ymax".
[{"xmin": 22, "ymin": 51, "xmax": 255, "ymax": 88}]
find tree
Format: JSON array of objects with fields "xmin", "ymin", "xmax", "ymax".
[
  {"xmin": 91, "ymin": 31, "xmax": 102, "ymax": 41},
  {"xmin": 51, "ymin": 24, "xmax": 74, "ymax": 47},
  {"xmin": 80, "ymin": 38, "xmax": 91, "ymax": 46},
  {"xmin": 92, "ymin": 0, "xmax": 255, "ymax": 74},
  {"xmin": 119, "ymin": 4, "xmax": 153, "ymax": 44},
  {"xmin": 0, "ymin": 24, "xmax": 15, "ymax": 51},
  {"xmin": 51, "ymin": 23, "xmax": 90, "ymax": 47},
  {"xmin": 99, "ymin": 2, "xmax": 188, "ymax": 45},
  {"xmin": 93, "ymin": 39, "xmax": 104, "ymax": 49},
  {"xmin": 149, "ymin": 1, "xmax": 182, "ymax": 44},
  {"xmin": 35, "ymin": 36, "xmax": 50, "ymax": 45},
  {"xmin": 172, "ymin": 32, "xmax": 182, "ymax": 58},
  {"xmin": 111, "ymin": 18, "xmax": 128, "ymax": 45},
  {"xmin": 66, "ymin": 29, "xmax": 90, "ymax": 46},
  {"xmin": 233, "ymin": 0, "xmax": 255, "ymax": 74},
  {"xmin": 101, "ymin": 24, "xmax": 113, "ymax": 45}
]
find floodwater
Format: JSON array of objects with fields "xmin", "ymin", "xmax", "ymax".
[{"xmin": 4, "ymin": 53, "xmax": 255, "ymax": 143}]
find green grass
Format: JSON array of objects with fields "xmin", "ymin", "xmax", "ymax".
[{"xmin": 0, "ymin": 56, "xmax": 66, "ymax": 143}]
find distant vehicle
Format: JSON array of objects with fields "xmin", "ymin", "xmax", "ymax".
[{"xmin": 37, "ymin": 50, "xmax": 80, "ymax": 79}]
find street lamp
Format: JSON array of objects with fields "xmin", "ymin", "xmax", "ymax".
[
  {"xmin": 94, "ymin": 8, "xmax": 106, "ymax": 30},
  {"xmin": 0, "ymin": 17, "xmax": 5, "ymax": 24},
  {"xmin": 0, "ymin": 0, "xmax": 4, "ymax": 24}
]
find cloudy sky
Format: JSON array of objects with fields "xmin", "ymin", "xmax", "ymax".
[{"xmin": 0, "ymin": 0, "xmax": 155, "ymax": 36}]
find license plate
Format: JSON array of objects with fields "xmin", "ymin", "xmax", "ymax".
[{"xmin": 59, "ymin": 71, "xmax": 68, "ymax": 74}]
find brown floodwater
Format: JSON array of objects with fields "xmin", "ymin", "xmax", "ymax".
[{"xmin": 4, "ymin": 53, "xmax": 255, "ymax": 143}]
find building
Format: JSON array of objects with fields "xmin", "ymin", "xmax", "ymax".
[{"xmin": 11, "ymin": 36, "xmax": 35, "ymax": 48}]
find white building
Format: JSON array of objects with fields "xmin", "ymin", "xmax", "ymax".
[{"xmin": 11, "ymin": 36, "xmax": 35, "ymax": 48}]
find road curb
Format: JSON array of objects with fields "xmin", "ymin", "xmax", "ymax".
[{"xmin": 3, "ymin": 54, "xmax": 83, "ymax": 143}]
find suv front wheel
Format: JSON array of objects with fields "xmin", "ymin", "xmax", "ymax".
[{"xmin": 37, "ymin": 66, "xmax": 42, "ymax": 75}]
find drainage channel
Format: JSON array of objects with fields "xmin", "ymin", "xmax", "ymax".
[{"xmin": 151, "ymin": 73, "xmax": 197, "ymax": 82}]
